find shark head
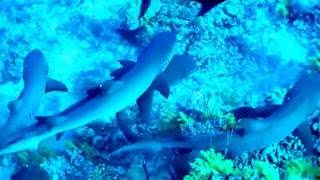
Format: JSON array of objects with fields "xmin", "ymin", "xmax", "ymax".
[
  {"xmin": 137, "ymin": 32, "xmax": 177, "ymax": 71},
  {"xmin": 23, "ymin": 49, "xmax": 48, "ymax": 85},
  {"xmin": 0, "ymin": 50, "xmax": 67, "ymax": 154}
]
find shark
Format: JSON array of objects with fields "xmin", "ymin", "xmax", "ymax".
[
  {"xmin": 119, "ymin": 0, "xmax": 226, "ymax": 46},
  {"xmin": 194, "ymin": 0, "xmax": 226, "ymax": 16},
  {"xmin": 116, "ymin": 54, "xmax": 196, "ymax": 142},
  {"xmin": 0, "ymin": 49, "xmax": 67, "ymax": 150},
  {"xmin": 140, "ymin": 0, "xmax": 151, "ymax": 18},
  {"xmin": 216, "ymin": 70, "xmax": 320, "ymax": 157},
  {"xmin": 0, "ymin": 32, "xmax": 182, "ymax": 155},
  {"xmin": 138, "ymin": 0, "xmax": 226, "ymax": 18},
  {"xmin": 107, "ymin": 70, "xmax": 320, "ymax": 158}
]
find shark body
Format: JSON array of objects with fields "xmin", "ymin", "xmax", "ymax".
[
  {"xmin": 188, "ymin": 71, "xmax": 320, "ymax": 157},
  {"xmin": 0, "ymin": 32, "xmax": 177, "ymax": 155},
  {"xmin": 108, "ymin": 70, "xmax": 320, "ymax": 158},
  {"xmin": 218, "ymin": 71, "xmax": 320, "ymax": 156},
  {"xmin": 0, "ymin": 50, "xmax": 67, "ymax": 147}
]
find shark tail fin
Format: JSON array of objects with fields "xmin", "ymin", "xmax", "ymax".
[{"xmin": 139, "ymin": 0, "xmax": 151, "ymax": 18}]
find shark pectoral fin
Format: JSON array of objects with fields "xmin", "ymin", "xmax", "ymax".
[
  {"xmin": 7, "ymin": 100, "xmax": 18, "ymax": 111},
  {"xmin": 45, "ymin": 78, "xmax": 68, "ymax": 93},
  {"xmin": 56, "ymin": 132, "xmax": 64, "ymax": 140},
  {"xmin": 119, "ymin": 60, "xmax": 136, "ymax": 67},
  {"xmin": 35, "ymin": 116, "xmax": 54, "ymax": 130},
  {"xmin": 137, "ymin": 89, "xmax": 154, "ymax": 124},
  {"xmin": 153, "ymin": 74, "xmax": 170, "ymax": 98},
  {"xmin": 163, "ymin": 55, "xmax": 196, "ymax": 85},
  {"xmin": 110, "ymin": 60, "xmax": 136, "ymax": 80}
]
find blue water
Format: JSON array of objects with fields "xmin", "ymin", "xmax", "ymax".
[{"xmin": 0, "ymin": 0, "xmax": 319, "ymax": 179}]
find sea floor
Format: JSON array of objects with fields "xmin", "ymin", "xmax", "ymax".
[{"xmin": 0, "ymin": 0, "xmax": 319, "ymax": 179}]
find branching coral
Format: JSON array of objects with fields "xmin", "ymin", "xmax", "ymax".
[
  {"xmin": 249, "ymin": 160, "xmax": 280, "ymax": 180},
  {"xmin": 277, "ymin": 0, "xmax": 290, "ymax": 17},
  {"xmin": 286, "ymin": 159, "xmax": 320, "ymax": 179},
  {"xmin": 184, "ymin": 148, "xmax": 239, "ymax": 179},
  {"xmin": 40, "ymin": 156, "xmax": 75, "ymax": 180},
  {"xmin": 184, "ymin": 148, "xmax": 281, "ymax": 180}
]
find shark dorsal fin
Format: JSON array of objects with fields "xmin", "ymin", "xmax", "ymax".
[
  {"xmin": 110, "ymin": 60, "xmax": 136, "ymax": 80},
  {"xmin": 45, "ymin": 78, "xmax": 68, "ymax": 93}
]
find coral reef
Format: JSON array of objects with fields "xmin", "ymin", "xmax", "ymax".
[{"xmin": 0, "ymin": 0, "xmax": 319, "ymax": 179}]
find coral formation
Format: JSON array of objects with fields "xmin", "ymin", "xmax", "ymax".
[{"xmin": 0, "ymin": 0, "xmax": 319, "ymax": 179}]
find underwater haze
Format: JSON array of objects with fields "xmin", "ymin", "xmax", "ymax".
[{"xmin": 0, "ymin": 0, "xmax": 320, "ymax": 179}]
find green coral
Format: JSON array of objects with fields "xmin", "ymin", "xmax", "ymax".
[
  {"xmin": 286, "ymin": 159, "xmax": 320, "ymax": 179},
  {"xmin": 250, "ymin": 160, "xmax": 280, "ymax": 180},
  {"xmin": 160, "ymin": 111, "xmax": 195, "ymax": 132},
  {"xmin": 277, "ymin": 0, "xmax": 290, "ymax": 17},
  {"xmin": 177, "ymin": 112, "xmax": 195, "ymax": 126},
  {"xmin": 78, "ymin": 142, "xmax": 99, "ymax": 161},
  {"xmin": 184, "ymin": 148, "xmax": 239, "ymax": 179},
  {"xmin": 307, "ymin": 53, "xmax": 320, "ymax": 71},
  {"xmin": 88, "ymin": 164, "xmax": 116, "ymax": 180},
  {"xmin": 265, "ymin": 87, "xmax": 287, "ymax": 104},
  {"xmin": 184, "ymin": 149, "xmax": 282, "ymax": 180},
  {"xmin": 220, "ymin": 112, "xmax": 237, "ymax": 130}
]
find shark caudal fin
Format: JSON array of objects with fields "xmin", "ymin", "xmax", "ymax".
[
  {"xmin": 110, "ymin": 60, "xmax": 136, "ymax": 80},
  {"xmin": 139, "ymin": 0, "xmax": 151, "ymax": 18}
]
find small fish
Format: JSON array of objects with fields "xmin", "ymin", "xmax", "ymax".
[{"xmin": 0, "ymin": 32, "xmax": 178, "ymax": 155}]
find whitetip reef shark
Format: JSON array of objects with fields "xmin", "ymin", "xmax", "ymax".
[
  {"xmin": 0, "ymin": 32, "xmax": 195, "ymax": 155},
  {"xmin": 0, "ymin": 49, "xmax": 68, "ymax": 151},
  {"xmin": 139, "ymin": 0, "xmax": 226, "ymax": 18},
  {"xmin": 108, "ymin": 70, "xmax": 320, "ymax": 158}
]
